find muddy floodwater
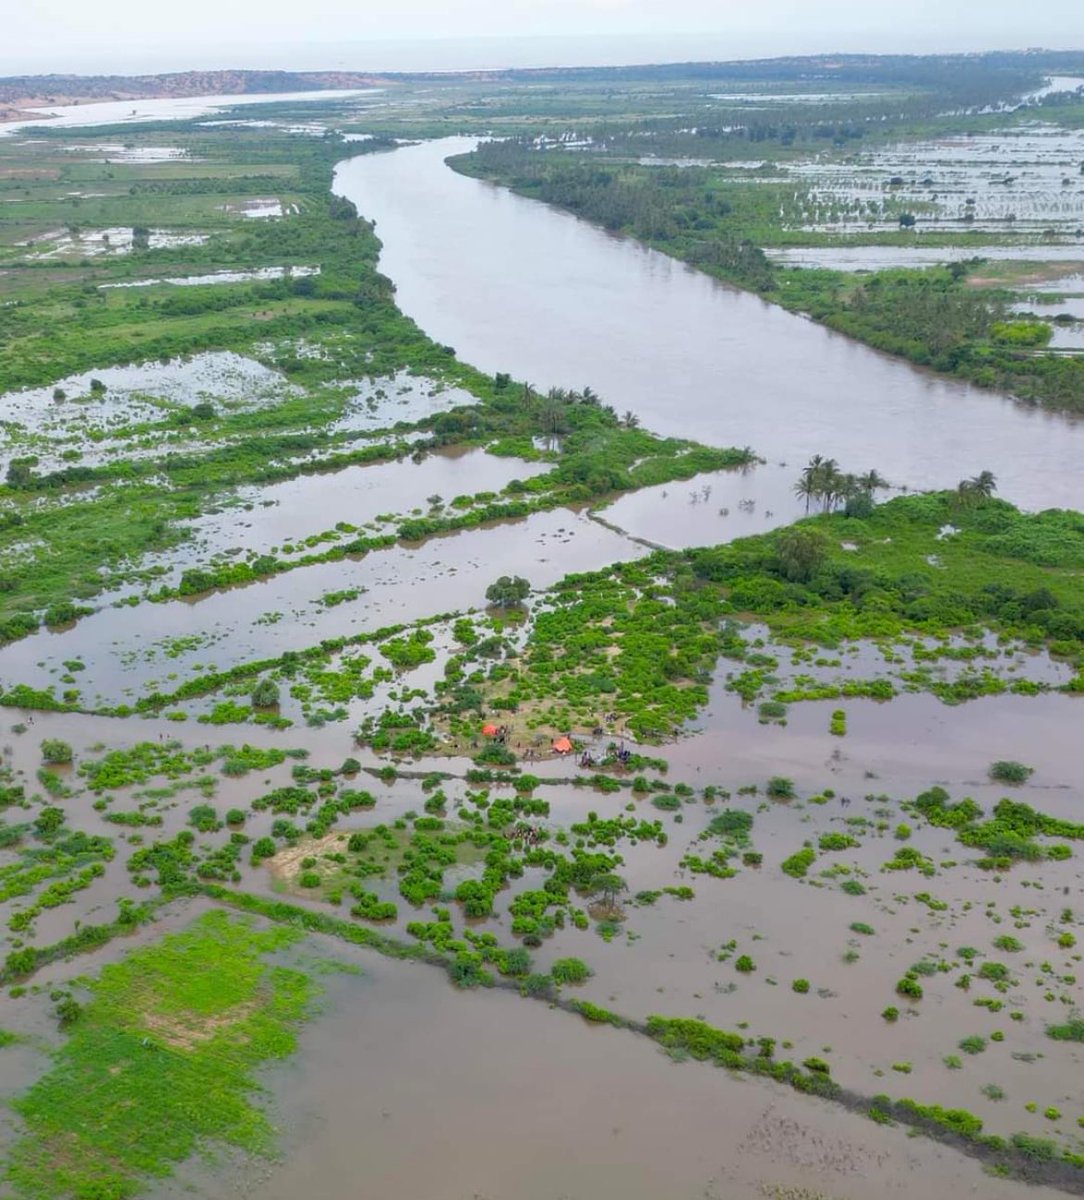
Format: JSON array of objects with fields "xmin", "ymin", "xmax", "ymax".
[
  {"xmin": 335, "ymin": 139, "xmax": 1084, "ymax": 512},
  {"xmin": 145, "ymin": 947, "xmax": 1068, "ymax": 1200}
]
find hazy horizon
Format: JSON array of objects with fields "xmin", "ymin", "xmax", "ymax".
[{"xmin": 3, "ymin": 1, "xmax": 1083, "ymax": 79}]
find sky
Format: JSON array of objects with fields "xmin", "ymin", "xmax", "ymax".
[{"xmin": 2, "ymin": 0, "xmax": 1082, "ymax": 76}]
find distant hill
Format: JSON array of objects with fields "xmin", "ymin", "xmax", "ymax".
[{"xmin": 0, "ymin": 69, "xmax": 389, "ymax": 118}]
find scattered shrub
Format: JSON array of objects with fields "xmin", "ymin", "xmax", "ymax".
[
  {"xmin": 766, "ymin": 776, "xmax": 795, "ymax": 800},
  {"xmin": 989, "ymin": 761, "xmax": 1033, "ymax": 785},
  {"xmin": 551, "ymin": 957, "xmax": 591, "ymax": 985}
]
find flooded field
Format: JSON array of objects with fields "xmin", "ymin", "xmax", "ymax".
[
  {"xmin": 100, "ymin": 265, "xmax": 320, "ymax": 289},
  {"xmin": 3, "ymin": 687, "xmax": 1084, "ymax": 1196},
  {"xmin": 4, "ymin": 76, "xmax": 1084, "ymax": 1200},
  {"xmin": 128, "ymin": 446, "xmax": 552, "ymax": 587},
  {"xmin": 159, "ymin": 949, "xmax": 1071, "ymax": 1200},
  {"xmin": 0, "ymin": 507, "xmax": 646, "ymax": 704},
  {"xmin": 16, "ymin": 226, "xmax": 209, "ymax": 258},
  {"xmin": 770, "ymin": 244, "xmax": 1084, "ymax": 270},
  {"xmin": 781, "ymin": 124, "xmax": 1084, "ymax": 238},
  {"xmin": 597, "ymin": 463, "xmax": 809, "ymax": 548}
]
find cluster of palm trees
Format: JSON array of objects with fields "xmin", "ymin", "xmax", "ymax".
[
  {"xmin": 530, "ymin": 383, "xmax": 642, "ymax": 436},
  {"xmin": 954, "ymin": 470, "xmax": 998, "ymax": 508},
  {"xmin": 794, "ymin": 456, "xmax": 890, "ymax": 513}
]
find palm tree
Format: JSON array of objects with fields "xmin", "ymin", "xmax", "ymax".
[
  {"xmin": 955, "ymin": 470, "xmax": 997, "ymax": 510},
  {"xmin": 538, "ymin": 399, "xmax": 569, "ymax": 437},
  {"xmin": 954, "ymin": 480, "xmax": 978, "ymax": 509},
  {"xmin": 794, "ymin": 473, "xmax": 818, "ymax": 513},
  {"xmin": 857, "ymin": 469, "xmax": 890, "ymax": 494},
  {"xmin": 968, "ymin": 470, "xmax": 998, "ymax": 499},
  {"xmin": 621, "ymin": 410, "xmax": 641, "ymax": 429},
  {"xmin": 816, "ymin": 459, "xmax": 843, "ymax": 511}
]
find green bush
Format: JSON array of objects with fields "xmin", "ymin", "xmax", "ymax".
[
  {"xmin": 1046, "ymin": 1018, "xmax": 1084, "ymax": 1042},
  {"xmin": 792, "ymin": 978, "xmax": 810, "ymax": 994},
  {"xmin": 818, "ymin": 832, "xmax": 857, "ymax": 851},
  {"xmin": 735, "ymin": 955, "xmax": 756, "ymax": 973},
  {"xmin": 251, "ymin": 678, "xmax": 281, "ymax": 708},
  {"xmin": 896, "ymin": 976, "xmax": 923, "ymax": 1000},
  {"xmin": 781, "ymin": 847, "xmax": 816, "ymax": 878},
  {"xmin": 40, "ymin": 739, "xmax": 73, "ymax": 765},
  {"xmin": 551, "ymin": 957, "xmax": 592, "ymax": 985},
  {"xmin": 988, "ymin": 760, "xmax": 1033, "ymax": 785}
]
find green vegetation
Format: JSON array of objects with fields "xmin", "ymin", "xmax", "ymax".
[
  {"xmin": 1, "ymin": 65, "xmax": 1084, "ymax": 1196},
  {"xmin": 551, "ymin": 957, "xmax": 592, "ymax": 985},
  {"xmin": 782, "ymin": 847, "xmax": 816, "ymax": 879},
  {"xmin": 5, "ymin": 911, "xmax": 319, "ymax": 1200},
  {"xmin": 989, "ymin": 761, "xmax": 1034, "ymax": 785},
  {"xmin": 485, "ymin": 575, "xmax": 531, "ymax": 609}
]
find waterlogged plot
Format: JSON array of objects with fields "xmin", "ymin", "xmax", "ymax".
[
  {"xmin": 223, "ymin": 198, "xmax": 286, "ymax": 219},
  {"xmin": 2, "ymin": 352, "xmax": 296, "ymax": 430},
  {"xmin": 0, "ymin": 507, "xmax": 647, "ymax": 708},
  {"xmin": 100, "ymin": 265, "xmax": 321, "ymax": 289},
  {"xmin": 781, "ymin": 124, "xmax": 1084, "ymax": 238},
  {"xmin": 124, "ymin": 447, "xmax": 552, "ymax": 590},
  {"xmin": 16, "ymin": 226, "xmax": 209, "ymax": 259},
  {"xmin": 598, "ymin": 463, "xmax": 808, "ymax": 549},
  {"xmin": 768, "ymin": 244, "xmax": 1084, "ymax": 269},
  {"xmin": 716, "ymin": 627, "xmax": 1075, "ymax": 716},
  {"xmin": 56, "ymin": 143, "xmax": 196, "ymax": 163},
  {"xmin": 0, "ymin": 352, "xmax": 300, "ymax": 471},
  {"xmin": 324, "ymin": 371, "xmax": 479, "ymax": 434}
]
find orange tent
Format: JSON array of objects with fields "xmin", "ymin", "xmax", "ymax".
[
  {"xmin": 552, "ymin": 736, "xmax": 573, "ymax": 754},
  {"xmin": 482, "ymin": 723, "xmax": 500, "ymax": 736}
]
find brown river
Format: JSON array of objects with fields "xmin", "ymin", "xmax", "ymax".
[{"xmin": 334, "ymin": 137, "xmax": 1084, "ymax": 513}]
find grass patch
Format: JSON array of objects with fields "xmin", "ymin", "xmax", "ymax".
[{"xmin": 5, "ymin": 909, "xmax": 320, "ymax": 1200}]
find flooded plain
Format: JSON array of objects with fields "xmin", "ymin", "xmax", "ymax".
[
  {"xmin": 4, "ymin": 689, "xmax": 1084, "ymax": 1197},
  {"xmin": 782, "ymin": 124, "xmax": 1084, "ymax": 237},
  {"xmin": 5, "ymin": 95, "xmax": 1084, "ymax": 1200},
  {"xmin": 174, "ymin": 950, "xmax": 1071, "ymax": 1200}
]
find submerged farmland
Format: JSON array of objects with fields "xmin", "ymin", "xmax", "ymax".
[{"xmin": 2, "ymin": 55, "xmax": 1084, "ymax": 1200}]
